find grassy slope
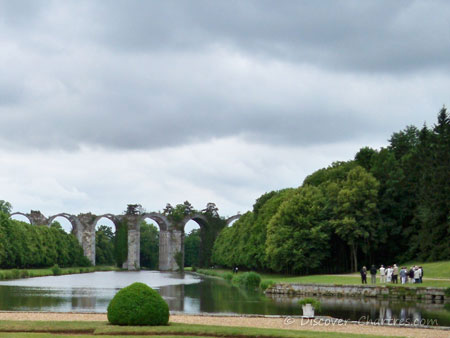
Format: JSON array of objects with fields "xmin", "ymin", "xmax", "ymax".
[
  {"xmin": 0, "ymin": 320, "xmax": 397, "ymax": 338},
  {"xmin": 193, "ymin": 260, "xmax": 450, "ymax": 288}
]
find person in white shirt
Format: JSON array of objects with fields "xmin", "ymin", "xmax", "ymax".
[
  {"xmin": 414, "ymin": 266, "xmax": 421, "ymax": 283},
  {"xmin": 379, "ymin": 265, "xmax": 386, "ymax": 283},
  {"xmin": 386, "ymin": 266, "xmax": 393, "ymax": 283}
]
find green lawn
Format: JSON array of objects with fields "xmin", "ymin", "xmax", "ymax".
[
  {"xmin": 0, "ymin": 320, "xmax": 399, "ymax": 338},
  {"xmin": 193, "ymin": 260, "xmax": 450, "ymax": 288},
  {"xmin": 400, "ymin": 260, "xmax": 450, "ymax": 279}
]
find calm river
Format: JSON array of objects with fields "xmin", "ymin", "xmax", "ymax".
[{"xmin": 0, "ymin": 271, "xmax": 448, "ymax": 326}]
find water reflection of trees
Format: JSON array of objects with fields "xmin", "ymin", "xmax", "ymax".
[
  {"xmin": 0, "ymin": 286, "xmax": 68, "ymax": 311},
  {"xmin": 183, "ymin": 278, "xmax": 299, "ymax": 315}
]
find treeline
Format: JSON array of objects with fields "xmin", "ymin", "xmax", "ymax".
[
  {"xmin": 212, "ymin": 107, "xmax": 450, "ymax": 274},
  {"xmin": 0, "ymin": 213, "xmax": 91, "ymax": 268}
]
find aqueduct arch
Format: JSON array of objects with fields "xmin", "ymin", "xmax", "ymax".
[
  {"xmin": 48, "ymin": 213, "xmax": 80, "ymax": 234},
  {"xmin": 8, "ymin": 208, "xmax": 241, "ymax": 271}
]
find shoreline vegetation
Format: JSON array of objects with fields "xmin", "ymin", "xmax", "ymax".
[
  {"xmin": 189, "ymin": 260, "xmax": 450, "ymax": 289},
  {"xmin": 0, "ymin": 265, "xmax": 119, "ymax": 281}
]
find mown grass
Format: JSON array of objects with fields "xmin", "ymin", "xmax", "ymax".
[
  {"xmin": 400, "ymin": 261, "xmax": 450, "ymax": 279},
  {"xmin": 193, "ymin": 260, "xmax": 450, "ymax": 288},
  {"xmin": 0, "ymin": 265, "xmax": 119, "ymax": 280},
  {"xmin": 0, "ymin": 320, "xmax": 398, "ymax": 338}
]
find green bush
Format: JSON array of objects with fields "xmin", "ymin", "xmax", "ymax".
[
  {"xmin": 11, "ymin": 269, "xmax": 21, "ymax": 279},
  {"xmin": 232, "ymin": 271, "xmax": 261, "ymax": 289},
  {"xmin": 260, "ymin": 280, "xmax": 275, "ymax": 291},
  {"xmin": 3, "ymin": 271, "xmax": 12, "ymax": 280},
  {"xmin": 20, "ymin": 270, "xmax": 29, "ymax": 278},
  {"xmin": 51, "ymin": 264, "xmax": 62, "ymax": 276},
  {"xmin": 223, "ymin": 272, "xmax": 233, "ymax": 282},
  {"xmin": 298, "ymin": 298, "xmax": 321, "ymax": 311},
  {"xmin": 77, "ymin": 255, "xmax": 92, "ymax": 267},
  {"xmin": 445, "ymin": 287, "xmax": 450, "ymax": 298},
  {"xmin": 174, "ymin": 251, "xmax": 183, "ymax": 272},
  {"xmin": 107, "ymin": 282, "xmax": 169, "ymax": 326}
]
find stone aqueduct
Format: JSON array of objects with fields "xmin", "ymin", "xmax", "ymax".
[{"xmin": 9, "ymin": 210, "xmax": 240, "ymax": 271}]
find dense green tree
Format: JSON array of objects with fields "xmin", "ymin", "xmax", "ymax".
[
  {"xmin": 414, "ymin": 107, "xmax": 450, "ymax": 260},
  {"xmin": 330, "ymin": 166, "xmax": 380, "ymax": 271},
  {"xmin": 0, "ymin": 200, "xmax": 12, "ymax": 215},
  {"xmin": 211, "ymin": 189, "xmax": 294, "ymax": 270},
  {"xmin": 266, "ymin": 186, "xmax": 330, "ymax": 274},
  {"xmin": 184, "ymin": 229, "xmax": 200, "ymax": 267},
  {"xmin": 114, "ymin": 220, "xmax": 128, "ymax": 267},
  {"xmin": 0, "ymin": 213, "xmax": 89, "ymax": 268},
  {"xmin": 96, "ymin": 225, "xmax": 115, "ymax": 265},
  {"xmin": 140, "ymin": 222, "xmax": 159, "ymax": 269}
]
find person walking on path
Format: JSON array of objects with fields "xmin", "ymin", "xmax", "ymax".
[
  {"xmin": 379, "ymin": 265, "xmax": 385, "ymax": 283},
  {"xmin": 370, "ymin": 265, "xmax": 377, "ymax": 284},
  {"xmin": 360, "ymin": 266, "xmax": 367, "ymax": 284},
  {"xmin": 392, "ymin": 264, "xmax": 399, "ymax": 284}
]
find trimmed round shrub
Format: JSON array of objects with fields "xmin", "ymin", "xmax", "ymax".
[{"xmin": 107, "ymin": 282, "xmax": 169, "ymax": 326}]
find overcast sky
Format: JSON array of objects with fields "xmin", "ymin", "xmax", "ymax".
[{"xmin": 1, "ymin": 0, "xmax": 449, "ymax": 232}]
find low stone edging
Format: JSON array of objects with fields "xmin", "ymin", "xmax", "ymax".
[{"xmin": 265, "ymin": 283, "xmax": 448, "ymax": 301}]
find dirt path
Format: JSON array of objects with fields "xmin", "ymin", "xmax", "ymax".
[{"xmin": 0, "ymin": 312, "xmax": 448, "ymax": 338}]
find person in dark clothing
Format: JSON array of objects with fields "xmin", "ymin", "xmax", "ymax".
[
  {"xmin": 360, "ymin": 266, "xmax": 367, "ymax": 284},
  {"xmin": 370, "ymin": 265, "xmax": 377, "ymax": 284},
  {"xmin": 408, "ymin": 267, "xmax": 415, "ymax": 283}
]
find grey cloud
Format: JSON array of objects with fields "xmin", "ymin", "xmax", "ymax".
[
  {"xmin": 0, "ymin": 0, "xmax": 449, "ymax": 151},
  {"xmin": 89, "ymin": 1, "xmax": 450, "ymax": 72}
]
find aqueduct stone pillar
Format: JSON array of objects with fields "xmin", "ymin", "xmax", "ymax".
[
  {"xmin": 123, "ymin": 215, "xmax": 140, "ymax": 271},
  {"xmin": 28, "ymin": 211, "xmax": 48, "ymax": 226},
  {"xmin": 77, "ymin": 213, "xmax": 97, "ymax": 265},
  {"xmin": 159, "ymin": 229, "xmax": 184, "ymax": 271}
]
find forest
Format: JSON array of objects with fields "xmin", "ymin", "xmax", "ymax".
[
  {"xmin": 211, "ymin": 107, "xmax": 450, "ymax": 274},
  {"xmin": 0, "ymin": 108, "xmax": 447, "ymax": 273}
]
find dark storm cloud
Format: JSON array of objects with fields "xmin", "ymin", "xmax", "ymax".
[{"xmin": 0, "ymin": 0, "xmax": 449, "ymax": 150}]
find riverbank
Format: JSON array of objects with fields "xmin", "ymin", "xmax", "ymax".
[
  {"xmin": 0, "ymin": 311, "xmax": 448, "ymax": 338},
  {"xmin": 265, "ymin": 283, "xmax": 449, "ymax": 302},
  {"xmin": 190, "ymin": 260, "xmax": 450, "ymax": 289},
  {"xmin": 0, "ymin": 265, "xmax": 119, "ymax": 280}
]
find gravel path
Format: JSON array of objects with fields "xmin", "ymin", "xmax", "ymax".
[{"xmin": 0, "ymin": 312, "xmax": 448, "ymax": 338}]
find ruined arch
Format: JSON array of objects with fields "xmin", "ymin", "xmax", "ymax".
[
  {"xmin": 47, "ymin": 213, "xmax": 78, "ymax": 233},
  {"xmin": 139, "ymin": 212, "xmax": 169, "ymax": 232},
  {"xmin": 226, "ymin": 214, "xmax": 241, "ymax": 226},
  {"xmin": 9, "ymin": 212, "xmax": 33, "ymax": 224},
  {"xmin": 93, "ymin": 214, "xmax": 120, "ymax": 228},
  {"xmin": 183, "ymin": 213, "xmax": 209, "ymax": 230}
]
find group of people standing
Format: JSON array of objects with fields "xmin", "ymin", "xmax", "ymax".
[{"xmin": 360, "ymin": 264, "xmax": 424, "ymax": 284}]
